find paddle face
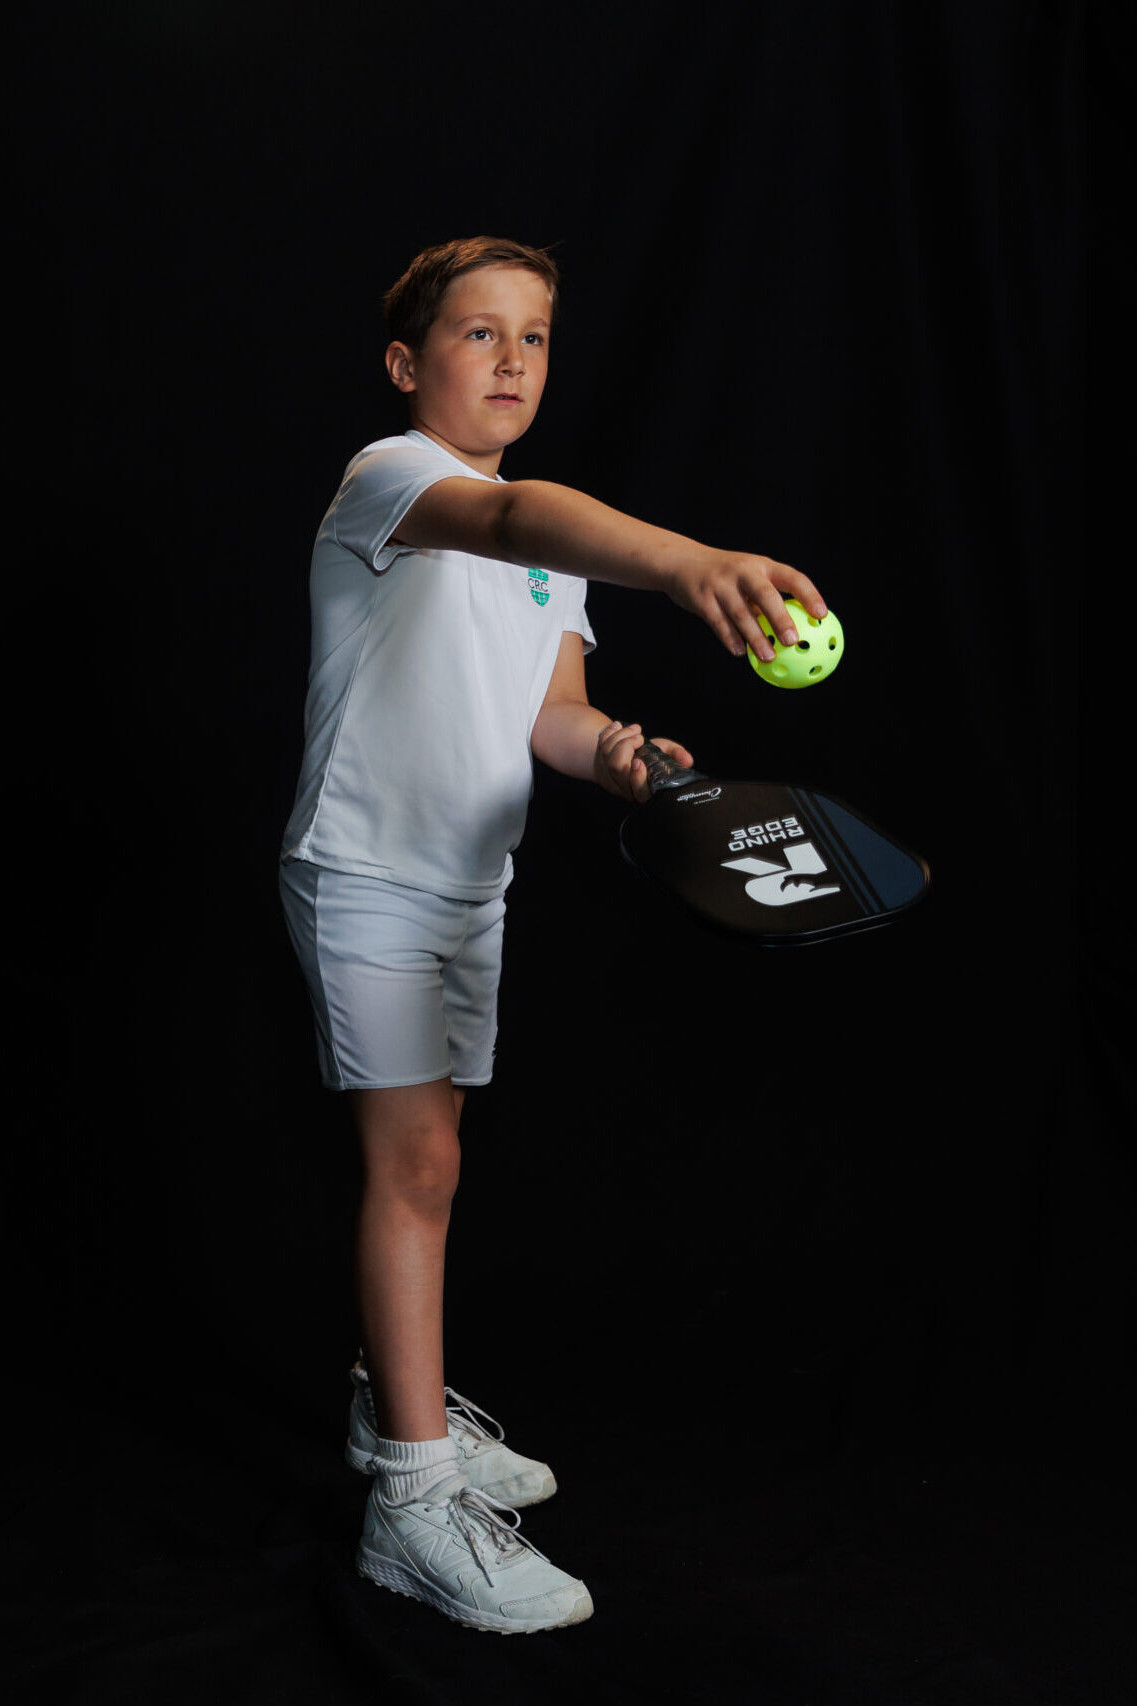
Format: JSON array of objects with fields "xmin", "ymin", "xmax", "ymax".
[{"xmin": 619, "ymin": 765, "xmax": 929, "ymax": 944}]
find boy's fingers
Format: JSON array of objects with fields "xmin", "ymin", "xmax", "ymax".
[
  {"xmin": 676, "ymin": 552, "xmax": 828, "ymax": 658},
  {"xmin": 598, "ymin": 722, "xmax": 642, "ymax": 763},
  {"xmin": 762, "ymin": 562, "xmax": 829, "ymax": 628},
  {"xmin": 743, "ymin": 568, "xmax": 806, "ymax": 648},
  {"xmin": 599, "ymin": 727, "xmax": 693, "ymax": 803},
  {"xmin": 789, "ymin": 575, "xmax": 828, "ymax": 620},
  {"xmin": 715, "ymin": 588, "xmax": 782, "ymax": 657},
  {"xmin": 754, "ymin": 587, "xmax": 802, "ymax": 649},
  {"xmin": 627, "ymin": 757, "xmax": 652, "ymax": 804},
  {"xmin": 702, "ymin": 603, "xmax": 751, "ymax": 658},
  {"xmin": 712, "ymin": 558, "xmax": 830, "ymax": 657},
  {"xmin": 597, "ymin": 722, "xmax": 649, "ymax": 798}
]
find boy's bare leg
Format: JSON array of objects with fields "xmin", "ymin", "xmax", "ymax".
[{"xmin": 350, "ymin": 1080, "xmax": 464, "ymax": 1443}]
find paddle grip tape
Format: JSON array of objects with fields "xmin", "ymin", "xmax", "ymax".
[{"xmin": 638, "ymin": 741, "xmax": 709, "ymax": 794}]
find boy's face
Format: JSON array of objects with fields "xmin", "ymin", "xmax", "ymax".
[{"xmin": 386, "ymin": 265, "xmax": 553, "ymax": 475}]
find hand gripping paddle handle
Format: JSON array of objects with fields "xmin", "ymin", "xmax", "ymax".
[{"xmin": 637, "ymin": 740, "xmax": 709, "ymax": 794}]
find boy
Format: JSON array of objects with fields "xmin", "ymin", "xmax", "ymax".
[{"xmin": 280, "ymin": 236, "xmax": 827, "ymax": 1634}]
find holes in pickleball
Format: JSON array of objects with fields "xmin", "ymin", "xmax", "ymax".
[{"xmin": 796, "ymin": 639, "xmax": 811, "ymax": 651}]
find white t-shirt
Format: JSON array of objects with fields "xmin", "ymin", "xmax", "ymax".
[{"xmin": 282, "ymin": 431, "xmax": 595, "ymax": 899}]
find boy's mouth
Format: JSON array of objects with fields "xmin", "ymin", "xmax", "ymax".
[{"xmin": 486, "ymin": 392, "xmax": 522, "ymax": 403}]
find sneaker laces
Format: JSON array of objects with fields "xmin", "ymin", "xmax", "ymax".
[
  {"xmin": 426, "ymin": 1475, "xmax": 548, "ymax": 1586},
  {"xmin": 443, "ymin": 1386, "xmax": 506, "ymax": 1448}
]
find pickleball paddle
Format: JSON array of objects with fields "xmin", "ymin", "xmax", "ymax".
[{"xmin": 619, "ymin": 742, "xmax": 929, "ymax": 944}]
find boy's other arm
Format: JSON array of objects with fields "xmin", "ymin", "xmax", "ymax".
[
  {"xmin": 392, "ymin": 477, "xmax": 824, "ymax": 662},
  {"xmin": 531, "ymin": 632, "xmax": 693, "ymax": 805}
]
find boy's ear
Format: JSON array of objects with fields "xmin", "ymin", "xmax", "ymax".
[{"xmin": 385, "ymin": 341, "xmax": 416, "ymax": 393}]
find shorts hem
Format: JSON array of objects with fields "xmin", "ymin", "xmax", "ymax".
[{"xmin": 324, "ymin": 1068, "xmax": 456, "ymax": 1092}]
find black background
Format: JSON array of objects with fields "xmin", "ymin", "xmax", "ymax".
[{"xmin": 5, "ymin": 3, "xmax": 1134, "ymax": 1703}]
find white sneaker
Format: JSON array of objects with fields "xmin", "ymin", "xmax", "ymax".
[
  {"xmin": 357, "ymin": 1470, "xmax": 593, "ymax": 1634},
  {"xmin": 345, "ymin": 1364, "xmax": 557, "ymax": 1508}
]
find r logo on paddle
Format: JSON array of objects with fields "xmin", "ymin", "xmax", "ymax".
[{"xmin": 721, "ymin": 843, "xmax": 842, "ymax": 907}]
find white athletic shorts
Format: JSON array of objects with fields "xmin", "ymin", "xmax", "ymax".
[{"xmin": 278, "ymin": 860, "xmax": 506, "ymax": 1090}]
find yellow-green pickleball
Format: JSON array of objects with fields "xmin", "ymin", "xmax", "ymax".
[{"xmin": 747, "ymin": 599, "xmax": 844, "ymax": 688}]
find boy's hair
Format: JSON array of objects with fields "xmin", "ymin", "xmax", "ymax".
[{"xmin": 383, "ymin": 236, "xmax": 560, "ymax": 351}]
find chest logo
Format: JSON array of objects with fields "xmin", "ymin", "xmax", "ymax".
[{"xmin": 528, "ymin": 568, "xmax": 550, "ymax": 607}]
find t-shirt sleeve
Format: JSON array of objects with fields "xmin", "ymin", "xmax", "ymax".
[
  {"xmin": 331, "ymin": 441, "xmax": 477, "ymax": 575},
  {"xmin": 562, "ymin": 576, "xmax": 597, "ymax": 653}
]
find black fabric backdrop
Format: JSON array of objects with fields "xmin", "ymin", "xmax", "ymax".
[{"xmin": 5, "ymin": 3, "xmax": 1133, "ymax": 1703}]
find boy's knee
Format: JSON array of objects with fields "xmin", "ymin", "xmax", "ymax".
[
  {"xmin": 355, "ymin": 1091, "xmax": 462, "ymax": 1217},
  {"xmin": 387, "ymin": 1132, "xmax": 461, "ymax": 1215}
]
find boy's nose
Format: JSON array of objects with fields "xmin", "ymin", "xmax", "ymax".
[{"xmin": 496, "ymin": 343, "xmax": 524, "ymax": 374}]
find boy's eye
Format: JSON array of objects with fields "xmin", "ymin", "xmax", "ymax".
[{"xmin": 465, "ymin": 328, "xmax": 545, "ymax": 345}]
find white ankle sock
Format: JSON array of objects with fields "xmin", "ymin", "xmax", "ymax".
[{"xmin": 372, "ymin": 1434, "xmax": 461, "ymax": 1505}]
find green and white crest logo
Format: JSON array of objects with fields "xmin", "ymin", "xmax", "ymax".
[{"xmin": 527, "ymin": 568, "xmax": 550, "ymax": 607}]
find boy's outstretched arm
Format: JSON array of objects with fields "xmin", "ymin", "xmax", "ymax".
[
  {"xmin": 392, "ymin": 477, "xmax": 825, "ymax": 663},
  {"xmin": 531, "ymin": 632, "xmax": 692, "ymax": 804}
]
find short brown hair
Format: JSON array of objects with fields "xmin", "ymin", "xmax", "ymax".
[{"xmin": 383, "ymin": 236, "xmax": 560, "ymax": 350}]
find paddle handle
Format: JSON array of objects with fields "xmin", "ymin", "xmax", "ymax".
[{"xmin": 637, "ymin": 740, "xmax": 709, "ymax": 794}]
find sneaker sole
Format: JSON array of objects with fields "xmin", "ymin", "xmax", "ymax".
[
  {"xmin": 355, "ymin": 1543, "xmax": 593, "ymax": 1634},
  {"xmin": 345, "ymin": 1440, "xmax": 557, "ymax": 1508}
]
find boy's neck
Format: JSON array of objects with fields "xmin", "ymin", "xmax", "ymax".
[{"xmin": 408, "ymin": 421, "xmax": 503, "ymax": 479}]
